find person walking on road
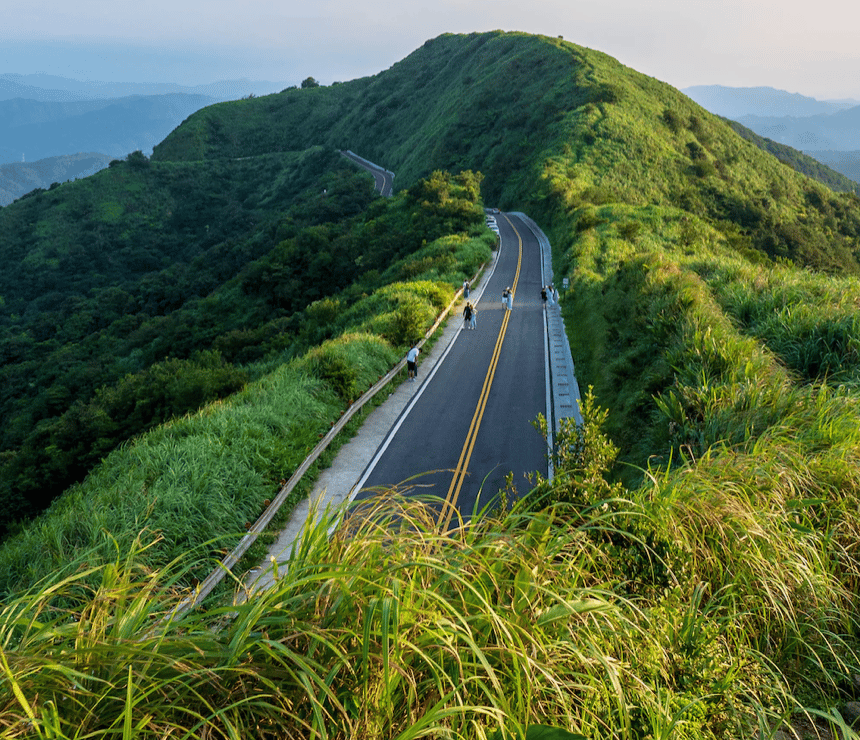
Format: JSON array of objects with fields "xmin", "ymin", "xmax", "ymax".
[
  {"xmin": 541, "ymin": 286, "xmax": 547, "ymax": 305},
  {"xmin": 406, "ymin": 343, "xmax": 420, "ymax": 381},
  {"xmin": 462, "ymin": 302, "xmax": 473, "ymax": 330},
  {"xmin": 469, "ymin": 303, "xmax": 477, "ymax": 330},
  {"xmin": 503, "ymin": 287, "xmax": 513, "ymax": 311}
]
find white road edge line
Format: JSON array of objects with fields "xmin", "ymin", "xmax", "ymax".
[{"xmin": 344, "ymin": 225, "xmax": 505, "ymax": 508}]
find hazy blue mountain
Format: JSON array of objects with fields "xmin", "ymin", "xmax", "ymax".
[
  {"xmin": 0, "ymin": 152, "xmax": 114, "ymax": 205},
  {"xmin": 683, "ymin": 84, "xmax": 858, "ymax": 118},
  {"xmin": 737, "ymin": 105, "xmax": 860, "ymax": 151},
  {"xmin": 0, "ymin": 97, "xmax": 125, "ymax": 127},
  {"xmin": 0, "ymin": 93, "xmax": 216, "ymax": 163},
  {"xmin": 0, "ymin": 73, "xmax": 287, "ymax": 102},
  {"xmin": 804, "ymin": 150, "xmax": 860, "ymax": 184}
]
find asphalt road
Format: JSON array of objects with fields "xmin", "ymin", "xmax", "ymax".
[
  {"xmin": 355, "ymin": 212, "xmax": 549, "ymax": 518},
  {"xmin": 340, "ymin": 150, "xmax": 394, "ymax": 196}
]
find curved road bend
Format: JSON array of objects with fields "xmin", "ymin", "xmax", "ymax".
[
  {"xmin": 340, "ymin": 150, "xmax": 394, "ymax": 196},
  {"xmin": 353, "ymin": 213, "xmax": 548, "ymax": 519}
]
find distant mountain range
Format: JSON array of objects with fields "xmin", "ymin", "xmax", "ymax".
[
  {"xmin": 0, "ymin": 152, "xmax": 115, "ymax": 206},
  {"xmin": 682, "ymin": 85, "xmax": 858, "ymax": 119},
  {"xmin": 684, "ymin": 85, "xmax": 860, "ymax": 184},
  {"xmin": 0, "ymin": 73, "xmax": 289, "ymax": 167},
  {"xmin": 0, "ymin": 93, "xmax": 216, "ymax": 163},
  {"xmin": 0, "ymin": 73, "xmax": 286, "ymax": 102},
  {"xmin": 804, "ymin": 150, "xmax": 860, "ymax": 185}
]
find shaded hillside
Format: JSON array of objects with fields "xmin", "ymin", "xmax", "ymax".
[
  {"xmin": 156, "ymin": 31, "xmax": 860, "ymax": 275},
  {"xmin": 0, "ymin": 152, "xmax": 114, "ymax": 205},
  {"xmin": 0, "ymin": 145, "xmax": 486, "ymax": 530}
]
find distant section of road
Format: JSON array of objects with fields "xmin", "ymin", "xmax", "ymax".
[{"xmin": 340, "ymin": 150, "xmax": 394, "ymax": 196}]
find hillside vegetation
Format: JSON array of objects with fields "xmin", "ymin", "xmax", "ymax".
[{"xmin": 2, "ymin": 30, "xmax": 860, "ymax": 740}]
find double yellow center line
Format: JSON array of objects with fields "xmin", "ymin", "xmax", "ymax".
[{"xmin": 440, "ymin": 215, "xmax": 523, "ymax": 529}]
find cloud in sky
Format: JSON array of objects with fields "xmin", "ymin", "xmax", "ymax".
[{"xmin": 1, "ymin": 0, "xmax": 857, "ymax": 99}]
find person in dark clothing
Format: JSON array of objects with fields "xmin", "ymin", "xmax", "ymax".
[{"xmin": 463, "ymin": 302, "xmax": 473, "ymax": 329}]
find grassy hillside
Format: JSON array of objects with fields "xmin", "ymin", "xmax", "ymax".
[
  {"xmin": 156, "ymin": 31, "xmax": 860, "ymax": 274},
  {"xmin": 3, "ymin": 30, "xmax": 860, "ymax": 740},
  {"xmin": 0, "ymin": 144, "xmax": 488, "ymax": 531}
]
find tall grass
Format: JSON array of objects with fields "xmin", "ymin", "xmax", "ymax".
[
  {"xmin": 0, "ymin": 481, "xmax": 792, "ymax": 740},
  {"xmin": 0, "ymin": 335, "xmax": 398, "ymax": 598},
  {"xmin": 552, "ymin": 196, "xmax": 860, "ymax": 735}
]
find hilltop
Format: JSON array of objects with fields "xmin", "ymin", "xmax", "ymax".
[
  {"xmin": 2, "ymin": 31, "xmax": 860, "ymax": 739},
  {"xmin": 156, "ymin": 32, "xmax": 860, "ymax": 272}
]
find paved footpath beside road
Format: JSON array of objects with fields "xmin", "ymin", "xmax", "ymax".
[{"xmin": 245, "ymin": 212, "xmax": 582, "ymax": 594}]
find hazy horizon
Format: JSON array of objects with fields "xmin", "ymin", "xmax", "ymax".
[{"xmin": 1, "ymin": 0, "xmax": 857, "ymax": 100}]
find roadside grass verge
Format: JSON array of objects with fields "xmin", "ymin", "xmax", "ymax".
[
  {"xmin": 552, "ymin": 202, "xmax": 860, "ymax": 723},
  {"xmin": 0, "ymin": 329, "xmax": 399, "ymax": 598}
]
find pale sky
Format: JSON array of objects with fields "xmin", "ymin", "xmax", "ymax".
[{"xmin": 1, "ymin": 0, "xmax": 858, "ymax": 100}]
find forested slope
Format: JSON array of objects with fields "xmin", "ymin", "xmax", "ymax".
[{"xmin": 0, "ymin": 143, "xmax": 487, "ymax": 530}]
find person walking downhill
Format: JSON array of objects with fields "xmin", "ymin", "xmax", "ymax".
[
  {"xmin": 505, "ymin": 287, "xmax": 513, "ymax": 311},
  {"xmin": 547, "ymin": 284, "xmax": 555, "ymax": 307},
  {"xmin": 406, "ymin": 342, "xmax": 420, "ymax": 382},
  {"xmin": 462, "ymin": 302, "xmax": 473, "ymax": 330},
  {"xmin": 463, "ymin": 279, "xmax": 470, "ymax": 299},
  {"xmin": 470, "ymin": 303, "xmax": 477, "ymax": 330},
  {"xmin": 541, "ymin": 286, "xmax": 547, "ymax": 306}
]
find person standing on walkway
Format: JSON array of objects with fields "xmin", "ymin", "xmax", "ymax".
[
  {"xmin": 463, "ymin": 302, "xmax": 473, "ymax": 330},
  {"xmin": 406, "ymin": 343, "xmax": 420, "ymax": 381},
  {"xmin": 547, "ymin": 284, "xmax": 555, "ymax": 307},
  {"xmin": 463, "ymin": 279, "xmax": 470, "ymax": 299}
]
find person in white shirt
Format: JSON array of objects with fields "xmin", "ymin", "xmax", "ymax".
[{"xmin": 406, "ymin": 343, "xmax": 420, "ymax": 381}]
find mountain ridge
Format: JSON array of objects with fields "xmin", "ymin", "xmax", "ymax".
[
  {"xmin": 0, "ymin": 92, "xmax": 217, "ymax": 163},
  {"xmin": 683, "ymin": 84, "xmax": 858, "ymax": 118},
  {"xmin": 0, "ymin": 72, "xmax": 287, "ymax": 102}
]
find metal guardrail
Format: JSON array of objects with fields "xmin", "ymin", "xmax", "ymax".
[{"xmin": 166, "ymin": 264, "xmax": 484, "ymax": 621}]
